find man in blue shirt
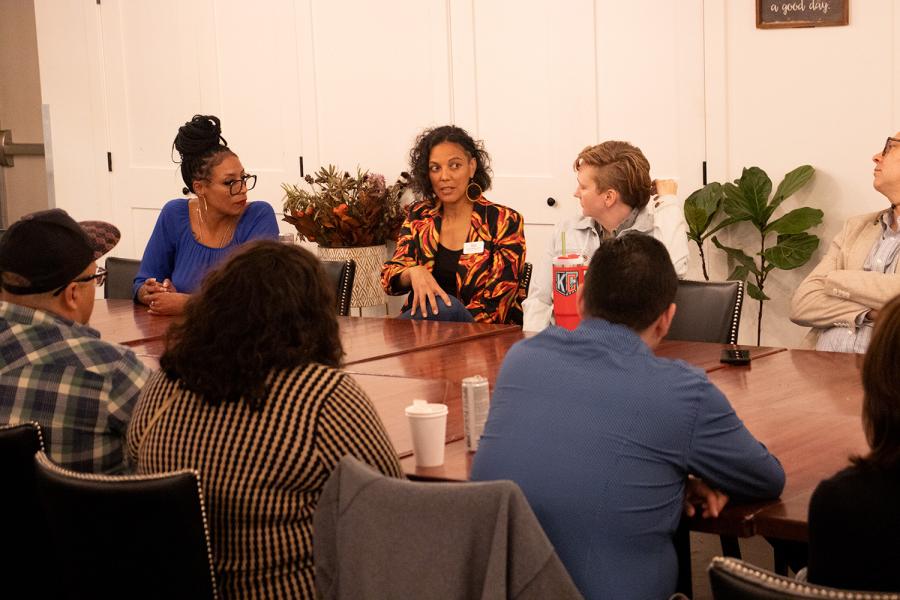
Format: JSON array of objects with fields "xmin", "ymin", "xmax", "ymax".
[{"xmin": 471, "ymin": 234, "xmax": 785, "ymax": 600}]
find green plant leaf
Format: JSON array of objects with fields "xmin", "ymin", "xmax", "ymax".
[
  {"xmin": 746, "ymin": 282, "xmax": 770, "ymax": 301},
  {"xmin": 727, "ymin": 265, "xmax": 750, "ymax": 281},
  {"xmin": 683, "ymin": 183, "xmax": 723, "ymax": 237},
  {"xmin": 712, "ymin": 236, "xmax": 761, "ymax": 276},
  {"xmin": 766, "ymin": 165, "xmax": 815, "ymax": 220},
  {"xmin": 722, "ymin": 167, "xmax": 772, "ymax": 228},
  {"xmin": 765, "ymin": 207, "xmax": 824, "ymax": 234},
  {"xmin": 763, "ymin": 233, "xmax": 821, "ymax": 270},
  {"xmin": 705, "ymin": 215, "xmax": 742, "ymax": 238}
]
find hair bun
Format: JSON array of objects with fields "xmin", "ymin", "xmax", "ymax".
[{"xmin": 173, "ymin": 114, "xmax": 228, "ymax": 159}]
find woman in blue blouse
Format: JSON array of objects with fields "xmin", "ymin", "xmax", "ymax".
[{"xmin": 134, "ymin": 114, "xmax": 279, "ymax": 315}]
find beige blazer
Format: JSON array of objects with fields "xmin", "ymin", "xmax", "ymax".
[{"xmin": 790, "ymin": 210, "xmax": 900, "ymax": 348}]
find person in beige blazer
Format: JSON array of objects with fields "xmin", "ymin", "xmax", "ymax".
[{"xmin": 791, "ymin": 134, "xmax": 900, "ymax": 351}]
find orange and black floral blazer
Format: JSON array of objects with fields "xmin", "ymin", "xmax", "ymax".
[{"xmin": 381, "ymin": 197, "xmax": 526, "ymax": 324}]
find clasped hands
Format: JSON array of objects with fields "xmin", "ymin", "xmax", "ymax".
[
  {"xmin": 683, "ymin": 476, "xmax": 729, "ymax": 519},
  {"xmin": 139, "ymin": 278, "xmax": 189, "ymax": 316}
]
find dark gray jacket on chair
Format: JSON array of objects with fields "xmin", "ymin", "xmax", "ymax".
[{"xmin": 314, "ymin": 456, "xmax": 583, "ymax": 600}]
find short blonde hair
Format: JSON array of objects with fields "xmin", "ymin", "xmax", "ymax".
[{"xmin": 573, "ymin": 141, "xmax": 652, "ymax": 210}]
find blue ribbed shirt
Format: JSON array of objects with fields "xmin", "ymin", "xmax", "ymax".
[{"xmin": 471, "ymin": 318, "xmax": 785, "ymax": 600}]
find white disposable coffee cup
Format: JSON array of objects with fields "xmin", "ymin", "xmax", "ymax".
[{"xmin": 404, "ymin": 399, "xmax": 448, "ymax": 467}]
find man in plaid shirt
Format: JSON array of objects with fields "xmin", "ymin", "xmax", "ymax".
[{"xmin": 0, "ymin": 209, "xmax": 150, "ymax": 473}]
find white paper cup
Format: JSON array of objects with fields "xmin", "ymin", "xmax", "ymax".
[{"xmin": 405, "ymin": 399, "xmax": 448, "ymax": 467}]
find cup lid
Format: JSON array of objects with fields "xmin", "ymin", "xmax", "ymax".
[
  {"xmin": 553, "ymin": 253, "xmax": 585, "ymax": 266},
  {"xmin": 405, "ymin": 399, "xmax": 448, "ymax": 417}
]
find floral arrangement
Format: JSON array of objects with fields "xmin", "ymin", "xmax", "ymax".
[{"xmin": 282, "ymin": 165, "xmax": 410, "ymax": 248}]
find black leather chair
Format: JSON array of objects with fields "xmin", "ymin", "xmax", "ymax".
[
  {"xmin": 519, "ymin": 262, "xmax": 534, "ymax": 299},
  {"xmin": 104, "ymin": 256, "xmax": 141, "ymax": 300},
  {"xmin": 0, "ymin": 422, "xmax": 51, "ymax": 590},
  {"xmin": 708, "ymin": 557, "xmax": 897, "ymax": 600},
  {"xmin": 321, "ymin": 259, "xmax": 356, "ymax": 317},
  {"xmin": 666, "ymin": 280, "xmax": 744, "ymax": 345},
  {"xmin": 666, "ymin": 280, "xmax": 746, "ymax": 565},
  {"xmin": 34, "ymin": 451, "xmax": 218, "ymax": 599}
]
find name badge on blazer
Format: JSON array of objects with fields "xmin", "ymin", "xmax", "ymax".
[{"xmin": 463, "ymin": 241, "xmax": 485, "ymax": 255}]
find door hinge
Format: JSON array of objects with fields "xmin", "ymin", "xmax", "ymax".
[
  {"xmin": 107, "ymin": 152, "xmax": 112, "ymax": 172},
  {"xmin": 299, "ymin": 156, "xmax": 304, "ymax": 177},
  {"xmin": 702, "ymin": 160, "xmax": 707, "ymax": 186}
]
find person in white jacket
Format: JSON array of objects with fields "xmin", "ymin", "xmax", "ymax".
[{"xmin": 523, "ymin": 140, "xmax": 689, "ymax": 331}]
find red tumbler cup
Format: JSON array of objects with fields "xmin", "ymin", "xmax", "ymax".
[{"xmin": 552, "ymin": 254, "xmax": 587, "ymax": 330}]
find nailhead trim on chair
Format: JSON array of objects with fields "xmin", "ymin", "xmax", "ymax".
[
  {"xmin": 711, "ymin": 556, "xmax": 900, "ymax": 599},
  {"xmin": 520, "ymin": 262, "xmax": 533, "ymax": 299},
  {"xmin": 728, "ymin": 282, "xmax": 744, "ymax": 345},
  {"xmin": 338, "ymin": 260, "xmax": 353, "ymax": 317},
  {"xmin": 35, "ymin": 451, "xmax": 219, "ymax": 600},
  {"xmin": 1, "ymin": 421, "xmax": 45, "ymax": 451}
]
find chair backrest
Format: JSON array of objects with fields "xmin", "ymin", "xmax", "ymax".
[
  {"xmin": 104, "ymin": 256, "xmax": 141, "ymax": 300},
  {"xmin": 0, "ymin": 422, "xmax": 50, "ymax": 588},
  {"xmin": 666, "ymin": 280, "xmax": 744, "ymax": 345},
  {"xmin": 519, "ymin": 261, "xmax": 534, "ymax": 299},
  {"xmin": 34, "ymin": 451, "xmax": 218, "ymax": 599},
  {"xmin": 708, "ymin": 557, "xmax": 900, "ymax": 599},
  {"xmin": 321, "ymin": 259, "xmax": 356, "ymax": 316},
  {"xmin": 314, "ymin": 456, "xmax": 582, "ymax": 600}
]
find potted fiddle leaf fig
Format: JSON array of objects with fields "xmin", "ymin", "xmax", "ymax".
[
  {"xmin": 711, "ymin": 165, "xmax": 821, "ymax": 345},
  {"xmin": 684, "ymin": 182, "xmax": 738, "ymax": 281}
]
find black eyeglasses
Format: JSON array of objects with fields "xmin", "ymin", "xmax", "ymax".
[
  {"xmin": 52, "ymin": 267, "xmax": 107, "ymax": 296},
  {"xmin": 883, "ymin": 137, "xmax": 900, "ymax": 157},
  {"xmin": 221, "ymin": 173, "xmax": 257, "ymax": 196}
]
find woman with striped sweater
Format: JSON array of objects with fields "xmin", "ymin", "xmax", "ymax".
[{"xmin": 127, "ymin": 240, "xmax": 403, "ymax": 599}]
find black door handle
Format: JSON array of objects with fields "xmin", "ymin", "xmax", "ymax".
[{"xmin": 546, "ymin": 197, "xmax": 556, "ymax": 207}]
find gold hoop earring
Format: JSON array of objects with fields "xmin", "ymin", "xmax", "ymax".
[{"xmin": 466, "ymin": 180, "xmax": 483, "ymax": 201}]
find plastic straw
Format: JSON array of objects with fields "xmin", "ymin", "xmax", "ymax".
[{"xmin": 561, "ymin": 231, "xmax": 566, "ymax": 256}]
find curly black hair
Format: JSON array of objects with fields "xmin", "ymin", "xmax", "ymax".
[
  {"xmin": 160, "ymin": 241, "xmax": 344, "ymax": 409},
  {"xmin": 172, "ymin": 114, "xmax": 236, "ymax": 195},
  {"xmin": 408, "ymin": 125, "xmax": 492, "ymax": 201}
]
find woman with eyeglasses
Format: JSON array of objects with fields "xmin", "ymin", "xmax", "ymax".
[
  {"xmin": 127, "ymin": 241, "xmax": 403, "ymax": 599},
  {"xmin": 133, "ymin": 114, "xmax": 279, "ymax": 315},
  {"xmin": 791, "ymin": 133, "xmax": 900, "ymax": 353}
]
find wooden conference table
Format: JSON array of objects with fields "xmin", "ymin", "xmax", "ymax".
[{"xmin": 94, "ymin": 300, "xmax": 865, "ymax": 544}]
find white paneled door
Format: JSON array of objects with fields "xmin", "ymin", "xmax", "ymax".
[
  {"xmin": 448, "ymin": 0, "xmax": 598, "ymax": 225},
  {"xmin": 99, "ymin": 0, "xmax": 303, "ymax": 258},
  {"xmin": 447, "ymin": 0, "xmax": 705, "ymax": 228},
  {"xmin": 594, "ymin": 1, "xmax": 706, "ymax": 200},
  {"xmin": 56, "ymin": 0, "xmax": 705, "ymax": 261},
  {"xmin": 295, "ymin": 0, "xmax": 454, "ymax": 178}
]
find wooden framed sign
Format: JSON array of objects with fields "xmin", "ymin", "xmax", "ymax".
[{"xmin": 757, "ymin": 0, "xmax": 849, "ymax": 29}]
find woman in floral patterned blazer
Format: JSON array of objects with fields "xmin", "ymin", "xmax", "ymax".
[{"xmin": 381, "ymin": 125, "xmax": 525, "ymax": 324}]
